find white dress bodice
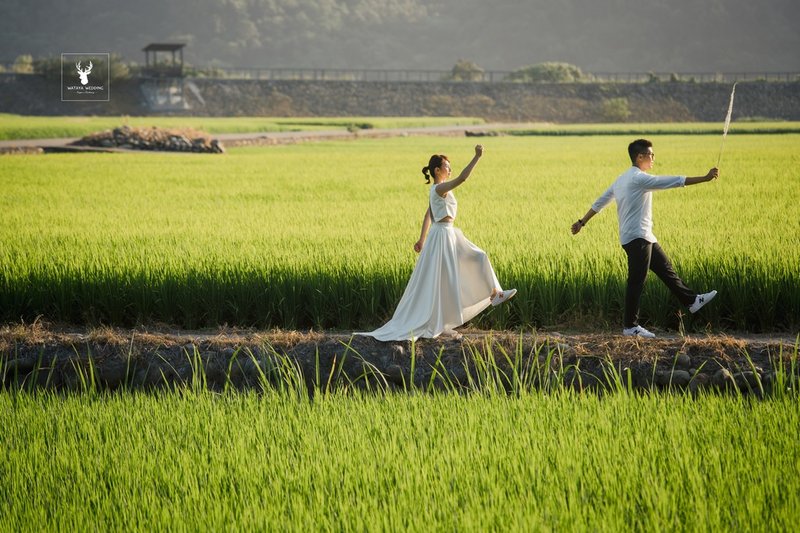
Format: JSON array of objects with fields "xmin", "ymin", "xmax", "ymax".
[{"xmin": 429, "ymin": 185, "xmax": 457, "ymax": 222}]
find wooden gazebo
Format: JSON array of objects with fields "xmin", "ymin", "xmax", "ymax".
[{"xmin": 142, "ymin": 43, "xmax": 186, "ymax": 77}]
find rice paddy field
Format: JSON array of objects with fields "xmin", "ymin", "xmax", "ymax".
[
  {"xmin": 2, "ymin": 120, "xmax": 800, "ymax": 531},
  {"xmin": 0, "ymin": 113, "xmax": 485, "ymax": 140},
  {"xmin": 2, "ymin": 113, "xmax": 798, "ymax": 140},
  {"xmin": 1, "ymin": 389, "xmax": 798, "ymax": 531},
  {"xmin": 1, "ymin": 129, "xmax": 798, "ymax": 332}
]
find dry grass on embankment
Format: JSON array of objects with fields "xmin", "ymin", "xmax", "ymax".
[{"xmin": 2, "ymin": 321, "xmax": 797, "ymax": 395}]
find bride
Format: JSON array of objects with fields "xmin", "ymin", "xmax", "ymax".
[{"xmin": 359, "ymin": 144, "xmax": 516, "ymax": 341}]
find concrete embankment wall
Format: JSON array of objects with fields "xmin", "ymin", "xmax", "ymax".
[{"xmin": 1, "ymin": 74, "xmax": 798, "ymax": 121}]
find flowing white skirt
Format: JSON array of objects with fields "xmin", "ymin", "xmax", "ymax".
[{"xmin": 358, "ymin": 222, "xmax": 501, "ymax": 341}]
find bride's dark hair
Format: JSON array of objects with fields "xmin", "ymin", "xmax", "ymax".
[{"xmin": 421, "ymin": 154, "xmax": 449, "ymax": 184}]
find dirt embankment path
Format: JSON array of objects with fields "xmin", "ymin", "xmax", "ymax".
[
  {"xmin": 0, "ymin": 123, "xmax": 524, "ymax": 154},
  {"xmin": 2, "ymin": 324, "xmax": 797, "ymax": 395}
]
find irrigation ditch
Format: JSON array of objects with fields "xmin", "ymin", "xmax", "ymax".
[{"xmin": 1, "ymin": 324, "xmax": 797, "ymax": 397}]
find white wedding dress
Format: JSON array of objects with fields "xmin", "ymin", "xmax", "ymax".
[{"xmin": 358, "ymin": 185, "xmax": 503, "ymax": 341}]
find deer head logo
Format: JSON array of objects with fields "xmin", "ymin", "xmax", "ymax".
[{"xmin": 75, "ymin": 61, "xmax": 93, "ymax": 85}]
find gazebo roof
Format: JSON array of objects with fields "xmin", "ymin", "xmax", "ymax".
[{"xmin": 142, "ymin": 43, "xmax": 186, "ymax": 52}]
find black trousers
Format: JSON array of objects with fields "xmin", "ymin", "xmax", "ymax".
[{"xmin": 621, "ymin": 238, "xmax": 696, "ymax": 328}]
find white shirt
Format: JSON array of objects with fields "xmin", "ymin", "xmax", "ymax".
[{"xmin": 592, "ymin": 166, "xmax": 686, "ymax": 245}]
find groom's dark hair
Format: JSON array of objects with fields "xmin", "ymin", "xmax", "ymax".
[{"xmin": 628, "ymin": 139, "xmax": 652, "ymax": 164}]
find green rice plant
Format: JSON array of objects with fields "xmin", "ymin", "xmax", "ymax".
[
  {"xmin": 688, "ymin": 359, "xmax": 709, "ymax": 389},
  {"xmin": 1, "ymin": 133, "xmax": 798, "ymax": 332},
  {"xmin": 426, "ymin": 346, "xmax": 458, "ymax": 393},
  {"xmin": 222, "ymin": 348, "xmax": 241, "ymax": 394},
  {"xmin": 69, "ymin": 348, "xmax": 98, "ymax": 395},
  {"xmin": 334, "ymin": 339, "xmax": 391, "ymax": 393},
  {"xmin": 187, "ymin": 345, "xmax": 207, "ymax": 393},
  {"xmin": 1, "ymin": 388, "xmax": 798, "ymax": 531},
  {"xmin": 741, "ymin": 349, "xmax": 766, "ymax": 398},
  {"xmin": 530, "ymin": 339, "xmax": 565, "ymax": 393},
  {"xmin": 154, "ymin": 350, "xmax": 183, "ymax": 389},
  {"xmin": 766, "ymin": 337, "xmax": 799, "ymax": 399},
  {"xmin": 458, "ymin": 335, "xmax": 574, "ymax": 395},
  {"xmin": 248, "ymin": 344, "xmax": 307, "ymax": 399},
  {"xmin": 599, "ymin": 353, "xmax": 629, "ymax": 393}
]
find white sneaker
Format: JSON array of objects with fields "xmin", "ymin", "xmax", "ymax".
[
  {"xmin": 689, "ymin": 290, "xmax": 717, "ymax": 314},
  {"xmin": 622, "ymin": 325, "xmax": 656, "ymax": 338},
  {"xmin": 490, "ymin": 288, "xmax": 517, "ymax": 307}
]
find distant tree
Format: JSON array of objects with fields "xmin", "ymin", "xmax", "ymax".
[
  {"xmin": 108, "ymin": 54, "xmax": 131, "ymax": 81},
  {"xmin": 507, "ymin": 62, "xmax": 585, "ymax": 83},
  {"xmin": 32, "ymin": 54, "xmax": 130, "ymax": 80},
  {"xmin": 445, "ymin": 59, "xmax": 484, "ymax": 81},
  {"xmin": 12, "ymin": 54, "xmax": 33, "ymax": 74},
  {"xmin": 598, "ymin": 97, "xmax": 631, "ymax": 122},
  {"xmin": 33, "ymin": 56, "xmax": 61, "ymax": 78}
]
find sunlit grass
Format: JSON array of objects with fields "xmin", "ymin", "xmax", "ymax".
[
  {"xmin": 1, "ymin": 389, "xmax": 798, "ymax": 531},
  {"xmin": 1, "ymin": 133, "xmax": 798, "ymax": 331}
]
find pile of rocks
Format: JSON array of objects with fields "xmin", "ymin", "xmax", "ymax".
[{"xmin": 72, "ymin": 125, "xmax": 224, "ymax": 153}]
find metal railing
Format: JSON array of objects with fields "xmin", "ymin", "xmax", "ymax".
[
  {"xmin": 2, "ymin": 61, "xmax": 798, "ymax": 83},
  {"xmin": 589, "ymin": 71, "xmax": 800, "ymax": 83},
  {"xmin": 183, "ymin": 67, "xmax": 482, "ymax": 82},
  {"xmin": 179, "ymin": 67, "xmax": 800, "ymax": 83}
]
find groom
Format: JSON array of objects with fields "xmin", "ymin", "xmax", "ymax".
[{"xmin": 571, "ymin": 139, "xmax": 719, "ymax": 338}]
